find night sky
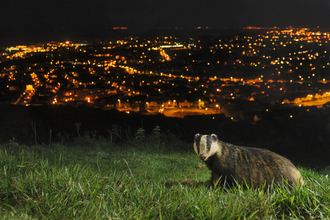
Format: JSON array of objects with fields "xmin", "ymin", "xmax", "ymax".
[{"xmin": 1, "ymin": 0, "xmax": 330, "ymax": 45}]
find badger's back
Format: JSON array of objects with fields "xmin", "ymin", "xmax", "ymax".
[
  {"xmin": 194, "ymin": 133, "xmax": 304, "ymax": 188},
  {"xmin": 228, "ymin": 145, "xmax": 304, "ymax": 187}
]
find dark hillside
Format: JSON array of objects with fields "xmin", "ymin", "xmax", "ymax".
[{"xmin": 1, "ymin": 104, "xmax": 330, "ymax": 168}]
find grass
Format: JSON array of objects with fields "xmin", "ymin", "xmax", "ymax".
[{"xmin": 0, "ymin": 135, "xmax": 330, "ymax": 219}]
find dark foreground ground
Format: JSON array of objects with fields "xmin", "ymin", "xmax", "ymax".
[{"xmin": 1, "ymin": 104, "xmax": 330, "ymax": 169}]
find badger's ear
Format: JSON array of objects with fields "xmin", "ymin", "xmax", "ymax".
[
  {"xmin": 210, "ymin": 134, "xmax": 218, "ymax": 141},
  {"xmin": 194, "ymin": 133, "xmax": 201, "ymax": 140}
]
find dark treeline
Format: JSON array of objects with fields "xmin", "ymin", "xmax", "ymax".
[{"xmin": 1, "ymin": 104, "xmax": 330, "ymax": 168}]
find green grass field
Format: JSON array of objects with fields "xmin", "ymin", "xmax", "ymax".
[{"xmin": 1, "ymin": 133, "xmax": 330, "ymax": 219}]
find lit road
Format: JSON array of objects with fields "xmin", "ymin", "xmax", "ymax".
[
  {"xmin": 161, "ymin": 108, "xmax": 220, "ymax": 118},
  {"xmin": 290, "ymin": 97, "xmax": 330, "ymax": 108}
]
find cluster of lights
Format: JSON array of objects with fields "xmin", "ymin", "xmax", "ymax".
[{"xmin": 2, "ymin": 29, "xmax": 330, "ymax": 117}]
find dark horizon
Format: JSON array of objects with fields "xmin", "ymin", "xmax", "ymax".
[
  {"xmin": 0, "ymin": 27, "xmax": 250, "ymax": 47},
  {"xmin": 2, "ymin": 0, "xmax": 330, "ymax": 46},
  {"xmin": 2, "ymin": 25, "xmax": 330, "ymax": 48}
]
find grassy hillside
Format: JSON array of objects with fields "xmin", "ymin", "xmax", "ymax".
[{"xmin": 0, "ymin": 132, "xmax": 330, "ymax": 219}]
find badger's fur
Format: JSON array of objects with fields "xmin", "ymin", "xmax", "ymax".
[{"xmin": 194, "ymin": 133, "xmax": 304, "ymax": 188}]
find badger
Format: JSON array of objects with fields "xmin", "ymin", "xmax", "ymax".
[{"xmin": 193, "ymin": 133, "xmax": 304, "ymax": 189}]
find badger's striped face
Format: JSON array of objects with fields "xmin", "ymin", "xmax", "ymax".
[{"xmin": 194, "ymin": 133, "xmax": 221, "ymax": 161}]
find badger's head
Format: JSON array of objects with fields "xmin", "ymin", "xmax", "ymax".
[{"xmin": 193, "ymin": 133, "xmax": 221, "ymax": 161}]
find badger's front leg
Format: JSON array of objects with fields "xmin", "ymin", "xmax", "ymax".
[{"xmin": 211, "ymin": 170, "xmax": 221, "ymax": 187}]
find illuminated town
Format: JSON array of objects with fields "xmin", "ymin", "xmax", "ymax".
[{"xmin": 2, "ymin": 27, "xmax": 330, "ymax": 119}]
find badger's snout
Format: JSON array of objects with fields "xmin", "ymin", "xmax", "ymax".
[{"xmin": 198, "ymin": 154, "xmax": 207, "ymax": 161}]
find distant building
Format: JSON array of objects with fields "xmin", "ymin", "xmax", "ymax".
[
  {"xmin": 149, "ymin": 101, "xmax": 160, "ymax": 108},
  {"xmin": 163, "ymin": 100, "xmax": 177, "ymax": 108},
  {"xmin": 179, "ymin": 100, "xmax": 193, "ymax": 108}
]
